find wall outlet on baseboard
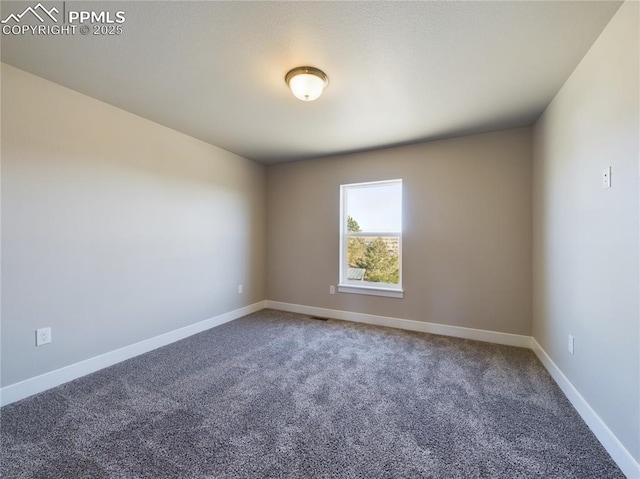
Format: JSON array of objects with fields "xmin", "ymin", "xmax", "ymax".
[
  {"xmin": 237, "ymin": 284, "xmax": 243, "ymax": 294},
  {"xmin": 568, "ymin": 334, "xmax": 574, "ymax": 355},
  {"xmin": 329, "ymin": 285, "xmax": 335, "ymax": 295},
  {"xmin": 36, "ymin": 327, "xmax": 52, "ymax": 346}
]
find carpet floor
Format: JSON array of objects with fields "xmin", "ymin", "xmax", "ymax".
[{"xmin": 1, "ymin": 309, "xmax": 624, "ymax": 478}]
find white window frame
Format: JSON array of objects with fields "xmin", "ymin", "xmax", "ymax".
[{"xmin": 338, "ymin": 179, "xmax": 403, "ymax": 299}]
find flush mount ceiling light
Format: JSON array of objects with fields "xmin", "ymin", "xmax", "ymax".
[{"xmin": 285, "ymin": 66, "xmax": 329, "ymax": 102}]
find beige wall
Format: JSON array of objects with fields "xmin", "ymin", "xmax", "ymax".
[
  {"xmin": 267, "ymin": 128, "xmax": 532, "ymax": 335},
  {"xmin": 532, "ymin": 1, "xmax": 639, "ymax": 462},
  {"xmin": 1, "ymin": 64, "xmax": 266, "ymax": 387}
]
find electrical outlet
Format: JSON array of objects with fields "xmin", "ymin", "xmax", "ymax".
[
  {"xmin": 36, "ymin": 327, "xmax": 52, "ymax": 346},
  {"xmin": 568, "ymin": 335, "xmax": 574, "ymax": 355},
  {"xmin": 237, "ymin": 284, "xmax": 243, "ymax": 294},
  {"xmin": 329, "ymin": 285, "xmax": 336, "ymax": 295},
  {"xmin": 602, "ymin": 167, "xmax": 611, "ymax": 189}
]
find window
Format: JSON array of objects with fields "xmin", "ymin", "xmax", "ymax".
[{"xmin": 339, "ymin": 179, "xmax": 403, "ymax": 298}]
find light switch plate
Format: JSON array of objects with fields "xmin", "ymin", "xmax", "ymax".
[{"xmin": 602, "ymin": 167, "xmax": 611, "ymax": 189}]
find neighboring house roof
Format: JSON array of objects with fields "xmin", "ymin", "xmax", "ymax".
[{"xmin": 347, "ymin": 268, "xmax": 366, "ymax": 281}]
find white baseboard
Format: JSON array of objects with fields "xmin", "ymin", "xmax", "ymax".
[
  {"xmin": 3, "ymin": 300, "xmax": 637, "ymax": 477},
  {"xmin": 265, "ymin": 300, "xmax": 532, "ymax": 348},
  {"xmin": 0, "ymin": 301, "xmax": 267, "ymax": 407},
  {"xmin": 530, "ymin": 339, "xmax": 639, "ymax": 479}
]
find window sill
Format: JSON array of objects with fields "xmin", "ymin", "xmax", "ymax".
[{"xmin": 337, "ymin": 284, "xmax": 404, "ymax": 299}]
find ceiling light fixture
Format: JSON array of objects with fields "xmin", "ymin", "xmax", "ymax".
[{"xmin": 285, "ymin": 66, "xmax": 329, "ymax": 102}]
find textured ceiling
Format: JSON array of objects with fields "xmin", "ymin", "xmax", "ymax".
[{"xmin": 1, "ymin": 1, "xmax": 622, "ymax": 164}]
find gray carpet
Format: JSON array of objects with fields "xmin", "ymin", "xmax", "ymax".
[{"xmin": 1, "ymin": 309, "xmax": 624, "ymax": 478}]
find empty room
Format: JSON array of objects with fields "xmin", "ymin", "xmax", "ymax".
[{"xmin": 1, "ymin": 1, "xmax": 638, "ymax": 477}]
